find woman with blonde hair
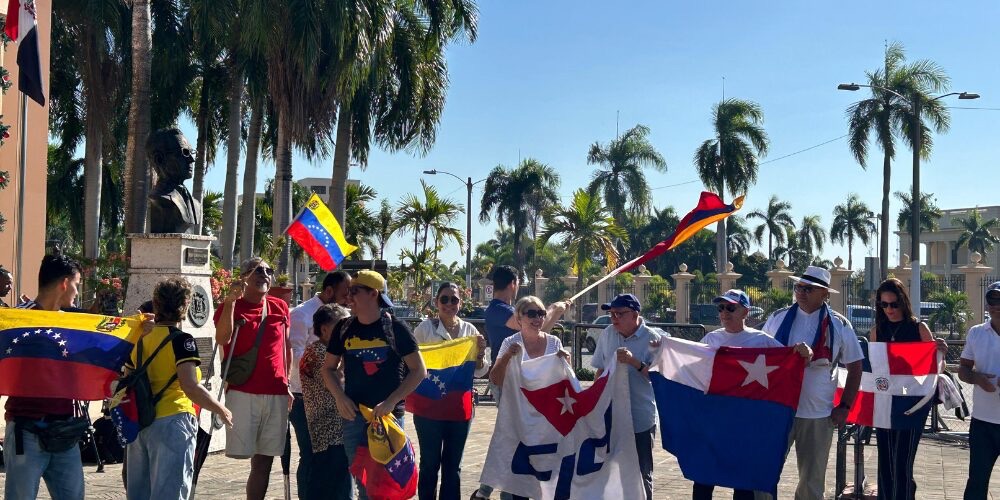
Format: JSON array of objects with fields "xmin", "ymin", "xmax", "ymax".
[{"xmin": 489, "ymin": 295, "xmax": 571, "ymax": 389}]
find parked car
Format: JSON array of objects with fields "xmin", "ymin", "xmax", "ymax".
[
  {"xmin": 846, "ymin": 305, "xmax": 875, "ymax": 335},
  {"xmin": 583, "ymin": 315, "xmax": 611, "ymax": 354},
  {"xmin": 689, "ymin": 303, "xmax": 720, "ymax": 326},
  {"xmin": 581, "ymin": 303, "xmax": 600, "ymax": 324}
]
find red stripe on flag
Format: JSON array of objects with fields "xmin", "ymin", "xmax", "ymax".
[
  {"xmin": 835, "ymin": 387, "xmax": 875, "ymax": 427},
  {"xmin": 0, "ymin": 357, "xmax": 118, "ymax": 400},
  {"xmin": 886, "ymin": 342, "xmax": 937, "ymax": 376},
  {"xmin": 287, "ymin": 220, "xmax": 337, "ymax": 270},
  {"xmin": 3, "ymin": 0, "xmax": 20, "ymax": 40},
  {"xmin": 405, "ymin": 390, "xmax": 473, "ymax": 421}
]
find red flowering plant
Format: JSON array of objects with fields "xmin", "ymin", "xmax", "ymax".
[
  {"xmin": 210, "ymin": 266, "xmax": 238, "ymax": 308},
  {"xmin": 0, "ymin": 170, "xmax": 9, "ymax": 190}
]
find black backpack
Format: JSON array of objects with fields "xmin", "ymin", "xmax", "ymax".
[{"xmin": 112, "ymin": 328, "xmax": 182, "ymax": 438}]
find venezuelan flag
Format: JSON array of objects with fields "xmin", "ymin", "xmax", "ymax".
[
  {"xmin": 350, "ymin": 405, "xmax": 418, "ymax": 499},
  {"xmin": 405, "ymin": 336, "xmax": 477, "ymax": 421},
  {"xmin": 286, "ymin": 193, "xmax": 359, "ymax": 271},
  {"xmin": 623, "ymin": 191, "xmax": 744, "ymax": 271},
  {"xmin": 0, "ymin": 309, "xmax": 143, "ymax": 400}
]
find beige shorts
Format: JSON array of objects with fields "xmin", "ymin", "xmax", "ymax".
[{"xmin": 224, "ymin": 389, "xmax": 288, "ymax": 458}]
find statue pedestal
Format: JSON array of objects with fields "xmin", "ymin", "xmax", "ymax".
[{"xmin": 124, "ymin": 233, "xmax": 224, "ymax": 451}]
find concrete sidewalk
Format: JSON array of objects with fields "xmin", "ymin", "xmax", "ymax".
[{"xmin": 1, "ymin": 405, "xmax": 993, "ymax": 499}]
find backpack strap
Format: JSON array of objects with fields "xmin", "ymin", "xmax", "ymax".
[
  {"xmin": 381, "ymin": 310, "xmax": 398, "ymax": 355},
  {"xmin": 249, "ymin": 298, "xmax": 269, "ymax": 350},
  {"xmin": 133, "ymin": 327, "xmax": 183, "ymax": 378}
]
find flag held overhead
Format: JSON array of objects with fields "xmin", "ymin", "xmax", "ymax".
[{"xmin": 285, "ymin": 193, "xmax": 358, "ymax": 271}]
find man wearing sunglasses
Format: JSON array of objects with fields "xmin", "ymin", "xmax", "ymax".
[
  {"xmin": 959, "ymin": 281, "xmax": 1000, "ymax": 499},
  {"xmin": 213, "ymin": 257, "xmax": 292, "ymax": 500},
  {"xmin": 147, "ymin": 128, "xmax": 201, "ymax": 234},
  {"xmin": 590, "ymin": 294, "xmax": 665, "ymax": 500},
  {"xmin": 759, "ymin": 266, "xmax": 863, "ymax": 500}
]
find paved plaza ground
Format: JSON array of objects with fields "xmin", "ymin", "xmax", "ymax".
[{"xmin": 0, "ymin": 403, "xmax": 994, "ymax": 499}]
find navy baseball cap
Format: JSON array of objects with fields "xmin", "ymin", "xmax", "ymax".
[
  {"xmin": 986, "ymin": 281, "xmax": 1000, "ymax": 299},
  {"xmin": 601, "ymin": 293, "xmax": 641, "ymax": 312},
  {"xmin": 713, "ymin": 289, "xmax": 751, "ymax": 309}
]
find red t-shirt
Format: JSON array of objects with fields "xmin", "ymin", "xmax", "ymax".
[{"xmin": 214, "ymin": 295, "xmax": 290, "ymax": 395}]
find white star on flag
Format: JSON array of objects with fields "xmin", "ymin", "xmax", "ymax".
[
  {"xmin": 556, "ymin": 388, "xmax": 577, "ymax": 415},
  {"xmin": 58, "ymin": 340, "xmax": 67, "ymax": 346},
  {"xmin": 5, "ymin": 348, "xmax": 10, "ymax": 354},
  {"xmin": 21, "ymin": 332, "xmax": 29, "ymax": 337},
  {"xmin": 34, "ymin": 329, "xmax": 41, "ymax": 334},
  {"xmin": 738, "ymin": 354, "xmax": 779, "ymax": 389},
  {"xmin": 53, "ymin": 333, "xmax": 60, "ymax": 339},
  {"xmin": 45, "ymin": 329, "xmax": 53, "ymax": 334},
  {"xmin": 62, "ymin": 349, "xmax": 69, "ymax": 357}
]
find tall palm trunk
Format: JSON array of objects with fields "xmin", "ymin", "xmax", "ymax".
[
  {"xmin": 81, "ymin": 25, "xmax": 103, "ymax": 260},
  {"xmin": 238, "ymin": 96, "xmax": 264, "ymax": 265},
  {"xmin": 124, "ymin": 0, "xmax": 152, "ymax": 235},
  {"xmin": 273, "ymin": 109, "xmax": 293, "ymax": 272},
  {"xmin": 330, "ymin": 102, "xmax": 351, "ymax": 224},
  {"xmin": 191, "ymin": 84, "xmax": 210, "ymax": 234},
  {"xmin": 220, "ymin": 71, "xmax": 243, "ymax": 268},
  {"xmin": 879, "ymin": 152, "xmax": 890, "ymax": 278},
  {"xmin": 847, "ymin": 233, "xmax": 854, "ymax": 270}
]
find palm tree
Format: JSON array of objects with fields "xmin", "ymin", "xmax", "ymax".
[
  {"xmin": 695, "ymin": 98, "xmax": 769, "ymax": 273},
  {"xmin": 830, "ymin": 194, "xmax": 877, "ymax": 270},
  {"xmin": 344, "ymin": 184, "xmax": 377, "ymax": 259},
  {"xmin": 845, "ymin": 42, "xmax": 950, "ymax": 280},
  {"xmin": 797, "ymin": 215, "xmax": 826, "ymax": 257},
  {"xmin": 371, "ymin": 199, "xmax": 399, "ymax": 260},
  {"xmin": 726, "ymin": 215, "xmax": 753, "ymax": 257},
  {"xmin": 895, "ymin": 189, "xmax": 941, "ymax": 235},
  {"xmin": 397, "ymin": 181, "xmax": 464, "ymax": 258},
  {"xmin": 537, "ymin": 189, "xmax": 627, "ymax": 293},
  {"xmin": 747, "ymin": 195, "xmax": 795, "ymax": 265},
  {"xmin": 927, "ymin": 290, "xmax": 971, "ymax": 338},
  {"xmin": 586, "ymin": 124, "xmax": 667, "ymax": 227},
  {"xmin": 123, "ymin": 0, "xmax": 153, "ymax": 235},
  {"xmin": 480, "ymin": 158, "xmax": 561, "ymax": 269},
  {"xmin": 954, "ymin": 209, "xmax": 1000, "ymax": 257},
  {"xmin": 202, "ymin": 191, "xmax": 224, "ymax": 236}
]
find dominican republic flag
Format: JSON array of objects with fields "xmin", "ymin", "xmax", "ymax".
[
  {"xmin": 0, "ymin": 309, "xmax": 143, "ymax": 400},
  {"xmin": 286, "ymin": 193, "xmax": 358, "ymax": 271},
  {"xmin": 834, "ymin": 341, "xmax": 938, "ymax": 430},
  {"xmin": 3, "ymin": 0, "xmax": 45, "ymax": 106},
  {"xmin": 480, "ymin": 354, "xmax": 643, "ymax": 500},
  {"xmin": 649, "ymin": 337, "xmax": 806, "ymax": 496},
  {"xmin": 406, "ymin": 336, "xmax": 477, "ymax": 421}
]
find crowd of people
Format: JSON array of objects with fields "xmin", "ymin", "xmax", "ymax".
[{"xmin": 1, "ymin": 254, "xmax": 999, "ymax": 500}]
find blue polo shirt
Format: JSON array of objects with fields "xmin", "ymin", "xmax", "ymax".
[
  {"xmin": 485, "ymin": 298, "xmax": 517, "ymax": 365},
  {"xmin": 590, "ymin": 318, "xmax": 664, "ymax": 432}
]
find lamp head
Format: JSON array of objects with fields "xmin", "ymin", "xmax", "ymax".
[
  {"xmin": 838, "ymin": 83, "xmax": 861, "ymax": 91},
  {"xmin": 958, "ymin": 92, "xmax": 980, "ymax": 100},
  {"xmin": 423, "ymin": 169, "xmax": 438, "ymax": 175}
]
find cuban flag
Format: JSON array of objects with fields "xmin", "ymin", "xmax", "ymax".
[
  {"xmin": 406, "ymin": 336, "xmax": 478, "ymax": 421},
  {"xmin": 3, "ymin": 0, "xmax": 45, "ymax": 106},
  {"xmin": 480, "ymin": 354, "xmax": 644, "ymax": 500},
  {"xmin": 834, "ymin": 341, "xmax": 938, "ymax": 429},
  {"xmin": 649, "ymin": 337, "xmax": 806, "ymax": 496}
]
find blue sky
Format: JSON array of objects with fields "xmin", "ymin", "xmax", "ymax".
[{"xmin": 198, "ymin": 0, "xmax": 1000, "ymax": 272}]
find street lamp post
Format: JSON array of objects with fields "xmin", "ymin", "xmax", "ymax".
[
  {"xmin": 423, "ymin": 169, "xmax": 487, "ymax": 292},
  {"xmin": 838, "ymin": 83, "xmax": 979, "ymax": 313}
]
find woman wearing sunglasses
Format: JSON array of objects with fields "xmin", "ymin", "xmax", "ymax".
[
  {"xmin": 490, "ymin": 296, "xmax": 571, "ymax": 390},
  {"xmin": 869, "ymin": 278, "xmax": 944, "ymax": 500},
  {"xmin": 411, "ymin": 283, "xmax": 489, "ymax": 500}
]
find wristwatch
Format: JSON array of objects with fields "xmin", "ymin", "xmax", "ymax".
[{"xmin": 636, "ymin": 362, "xmax": 648, "ymax": 372}]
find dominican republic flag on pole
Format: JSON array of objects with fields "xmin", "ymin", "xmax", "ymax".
[
  {"xmin": 834, "ymin": 341, "xmax": 938, "ymax": 430},
  {"xmin": 3, "ymin": 0, "xmax": 45, "ymax": 106},
  {"xmin": 480, "ymin": 354, "xmax": 644, "ymax": 500},
  {"xmin": 649, "ymin": 338, "xmax": 806, "ymax": 496}
]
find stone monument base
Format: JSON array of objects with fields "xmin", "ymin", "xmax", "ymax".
[{"xmin": 125, "ymin": 233, "xmax": 224, "ymax": 452}]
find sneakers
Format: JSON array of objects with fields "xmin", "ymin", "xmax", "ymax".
[{"xmin": 469, "ymin": 492, "xmax": 490, "ymax": 500}]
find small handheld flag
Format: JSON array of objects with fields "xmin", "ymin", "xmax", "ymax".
[{"xmin": 286, "ymin": 193, "xmax": 358, "ymax": 271}]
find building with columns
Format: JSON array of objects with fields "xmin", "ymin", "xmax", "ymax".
[{"xmin": 897, "ymin": 205, "xmax": 1000, "ymax": 276}]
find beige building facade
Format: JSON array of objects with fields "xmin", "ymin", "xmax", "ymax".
[{"xmin": 897, "ymin": 205, "xmax": 1000, "ymax": 276}]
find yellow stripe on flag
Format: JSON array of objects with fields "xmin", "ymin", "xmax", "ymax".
[
  {"xmin": 304, "ymin": 193, "xmax": 359, "ymax": 257},
  {"xmin": 417, "ymin": 336, "xmax": 477, "ymax": 370},
  {"xmin": 0, "ymin": 309, "xmax": 143, "ymax": 343}
]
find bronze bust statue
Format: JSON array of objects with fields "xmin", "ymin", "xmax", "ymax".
[{"xmin": 146, "ymin": 129, "xmax": 202, "ymax": 234}]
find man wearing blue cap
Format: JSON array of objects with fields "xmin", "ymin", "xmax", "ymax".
[
  {"xmin": 960, "ymin": 281, "xmax": 1000, "ymax": 499},
  {"xmin": 590, "ymin": 293, "xmax": 664, "ymax": 500}
]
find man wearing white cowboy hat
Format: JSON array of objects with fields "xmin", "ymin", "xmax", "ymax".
[{"xmin": 759, "ymin": 266, "xmax": 864, "ymax": 500}]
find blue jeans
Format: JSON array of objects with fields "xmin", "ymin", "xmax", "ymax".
[
  {"xmin": 310, "ymin": 444, "xmax": 354, "ymax": 500},
  {"xmin": 413, "ymin": 416, "xmax": 472, "ymax": 500},
  {"xmin": 3, "ymin": 421, "xmax": 85, "ymax": 500},
  {"xmin": 342, "ymin": 412, "xmax": 405, "ymax": 500},
  {"xmin": 125, "ymin": 412, "xmax": 197, "ymax": 500},
  {"xmin": 290, "ymin": 393, "xmax": 314, "ymax": 499}
]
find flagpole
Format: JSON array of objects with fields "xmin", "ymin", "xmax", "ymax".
[
  {"xmin": 15, "ymin": 92, "xmax": 27, "ymax": 297},
  {"xmin": 566, "ymin": 254, "xmax": 643, "ymax": 303}
]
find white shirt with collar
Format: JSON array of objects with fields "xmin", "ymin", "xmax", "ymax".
[
  {"xmin": 961, "ymin": 321, "xmax": 1000, "ymax": 424},
  {"xmin": 288, "ymin": 295, "xmax": 325, "ymax": 394},
  {"xmin": 762, "ymin": 306, "xmax": 863, "ymax": 418},
  {"xmin": 413, "ymin": 317, "xmax": 491, "ymax": 377}
]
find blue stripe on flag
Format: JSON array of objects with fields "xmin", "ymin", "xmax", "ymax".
[
  {"xmin": 0, "ymin": 326, "xmax": 133, "ymax": 371},
  {"xmin": 414, "ymin": 361, "xmax": 476, "ymax": 400}
]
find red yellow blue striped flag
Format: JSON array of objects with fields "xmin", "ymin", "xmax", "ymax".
[{"xmin": 286, "ymin": 193, "xmax": 359, "ymax": 271}]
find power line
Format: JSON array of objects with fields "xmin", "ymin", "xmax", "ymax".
[{"xmin": 947, "ymin": 106, "xmax": 1000, "ymax": 111}]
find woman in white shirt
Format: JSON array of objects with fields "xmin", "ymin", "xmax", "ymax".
[
  {"xmin": 490, "ymin": 295, "xmax": 571, "ymax": 389},
  {"xmin": 411, "ymin": 282, "xmax": 488, "ymax": 500}
]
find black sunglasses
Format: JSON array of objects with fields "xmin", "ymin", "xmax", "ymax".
[
  {"xmin": 717, "ymin": 304, "xmax": 738, "ymax": 313},
  {"xmin": 987, "ymin": 295, "xmax": 1000, "ymax": 306},
  {"xmin": 794, "ymin": 284, "xmax": 817, "ymax": 294},
  {"xmin": 349, "ymin": 285, "xmax": 374, "ymax": 296},
  {"xmin": 522, "ymin": 309, "xmax": 546, "ymax": 319},
  {"xmin": 438, "ymin": 296, "xmax": 460, "ymax": 305},
  {"xmin": 252, "ymin": 266, "xmax": 274, "ymax": 277},
  {"xmin": 878, "ymin": 301, "xmax": 900, "ymax": 310}
]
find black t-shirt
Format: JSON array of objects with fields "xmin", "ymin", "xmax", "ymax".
[{"xmin": 327, "ymin": 314, "xmax": 419, "ymax": 416}]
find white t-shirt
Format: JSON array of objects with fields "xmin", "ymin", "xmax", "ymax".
[
  {"xmin": 961, "ymin": 321, "xmax": 1000, "ymax": 424},
  {"xmin": 496, "ymin": 332, "xmax": 562, "ymax": 361},
  {"xmin": 762, "ymin": 306, "xmax": 864, "ymax": 418},
  {"xmin": 288, "ymin": 296, "xmax": 324, "ymax": 393},
  {"xmin": 701, "ymin": 327, "xmax": 783, "ymax": 349}
]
